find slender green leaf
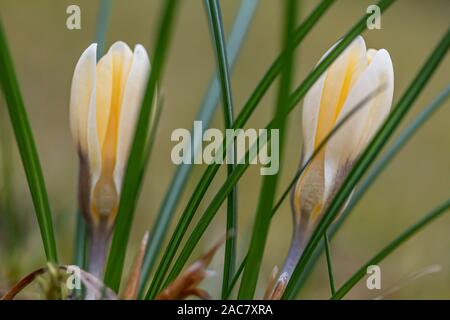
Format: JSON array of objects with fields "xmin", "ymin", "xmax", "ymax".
[
  {"xmin": 224, "ymin": 253, "xmax": 246, "ymax": 299},
  {"xmin": 238, "ymin": 0, "xmax": 297, "ymax": 299},
  {"xmin": 74, "ymin": 213, "xmax": 87, "ymax": 268},
  {"xmin": 323, "ymin": 233, "xmax": 335, "ymax": 295},
  {"xmin": 0, "ymin": 21, "xmax": 58, "ymax": 263},
  {"xmin": 331, "ymin": 198, "xmax": 450, "ymax": 299},
  {"xmin": 95, "ymin": 0, "xmax": 112, "ymax": 57},
  {"xmin": 145, "ymin": 0, "xmax": 336, "ymax": 300},
  {"xmin": 283, "ymin": 26, "xmax": 450, "ymax": 299},
  {"xmin": 103, "ymin": 0, "xmax": 179, "ymax": 292},
  {"xmin": 0, "ymin": 96, "xmax": 20, "ymax": 252},
  {"xmin": 138, "ymin": 0, "xmax": 258, "ymax": 298},
  {"xmin": 204, "ymin": 0, "xmax": 238, "ymax": 298},
  {"xmin": 73, "ymin": 213, "xmax": 87, "ymax": 298}
]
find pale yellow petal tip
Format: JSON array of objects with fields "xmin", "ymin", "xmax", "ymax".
[
  {"xmin": 366, "ymin": 48, "xmax": 378, "ymax": 64},
  {"xmin": 109, "ymin": 41, "xmax": 133, "ymax": 54},
  {"xmin": 133, "ymin": 44, "xmax": 150, "ymax": 63},
  {"xmin": 354, "ymin": 35, "xmax": 366, "ymax": 47},
  {"xmin": 373, "ymin": 48, "xmax": 393, "ymax": 66},
  {"xmin": 81, "ymin": 43, "xmax": 98, "ymax": 60},
  {"xmin": 134, "ymin": 43, "xmax": 146, "ymax": 53}
]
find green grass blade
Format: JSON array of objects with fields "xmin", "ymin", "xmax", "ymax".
[
  {"xmin": 95, "ymin": 0, "xmax": 112, "ymax": 57},
  {"xmin": 293, "ymin": 83, "xmax": 450, "ymax": 292},
  {"xmin": 323, "ymin": 233, "xmax": 335, "ymax": 295},
  {"xmin": 73, "ymin": 213, "xmax": 87, "ymax": 298},
  {"xmin": 238, "ymin": 0, "xmax": 297, "ymax": 299},
  {"xmin": 103, "ymin": 0, "xmax": 179, "ymax": 292},
  {"xmin": 138, "ymin": 0, "xmax": 258, "ymax": 298},
  {"xmin": 224, "ymin": 254, "xmax": 246, "ymax": 298},
  {"xmin": 0, "ymin": 21, "xmax": 58, "ymax": 263},
  {"xmin": 74, "ymin": 213, "xmax": 87, "ymax": 268},
  {"xmin": 145, "ymin": 0, "xmax": 335, "ymax": 300},
  {"xmin": 331, "ymin": 198, "xmax": 450, "ymax": 300},
  {"xmin": 282, "ymin": 26, "xmax": 450, "ymax": 300},
  {"xmin": 0, "ymin": 98, "xmax": 20, "ymax": 252},
  {"xmin": 204, "ymin": 0, "xmax": 238, "ymax": 298}
]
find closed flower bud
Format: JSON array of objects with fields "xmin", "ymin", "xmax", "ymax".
[{"xmin": 70, "ymin": 41, "xmax": 151, "ymax": 277}]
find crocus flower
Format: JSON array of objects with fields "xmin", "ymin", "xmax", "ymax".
[
  {"xmin": 273, "ymin": 36, "xmax": 394, "ymax": 297},
  {"xmin": 70, "ymin": 41, "xmax": 150, "ymax": 276}
]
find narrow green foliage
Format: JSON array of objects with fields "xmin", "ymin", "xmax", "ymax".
[
  {"xmin": 0, "ymin": 21, "xmax": 58, "ymax": 263},
  {"xmin": 74, "ymin": 213, "xmax": 87, "ymax": 268},
  {"xmin": 238, "ymin": 0, "xmax": 297, "ymax": 299},
  {"xmin": 323, "ymin": 233, "xmax": 335, "ymax": 295},
  {"xmin": 331, "ymin": 198, "xmax": 450, "ymax": 299},
  {"xmin": 95, "ymin": 0, "xmax": 112, "ymax": 57},
  {"xmin": 204, "ymin": 0, "xmax": 238, "ymax": 298},
  {"xmin": 104, "ymin": 0, "xmax": 180, "ymax": 292}
]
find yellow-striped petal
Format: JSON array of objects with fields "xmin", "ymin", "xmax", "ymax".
[
  {"xmin": 91, "ymin": 41, "xmax": 133, "ymax": 186},
  {"xmin": 301, "ymin": 36, "xmax": 367, "ymax": 165},
  {"xmin": 314, "ymin": 36, "xmax": 367, "ymax": 150},
  {"xmin": 323, "ymin": 48, "xmax": 394, "ymax": 200}
]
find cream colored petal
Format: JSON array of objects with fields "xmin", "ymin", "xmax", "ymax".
[
  {"xmin": 313, "ymin": 36, "xmax": 367, "ymax": 153},
  {"xmin": 302, "ymin": 72, "xmax": 326, "ymax": 166},
  {"xmin": 302, "ymin": 37, "xmax": 365, "ymax": 164},
  {"xmin": 70, "ymin": 43, "xmax": 97, "ymax": 155},
  {"xmin": 113, "ymin": 44, "xmax": 150, "ymax": 191},
  {"xmin": 323, "ymin": 48, "xmax": 394, "ymax": 200},
  {"xmin": 366, "ymin": 48, "xmax": 377, "ymax": 64},
  {"xmin": 354, "ymin": 49, "xmax": 394, "ymax": 152},
  {"xmin": 95, "ymin": 41, "xmax": 133, "ymax": 150},
  {"xmin": 301, "ymin": 40, "xmax": 340, "ymax": 164},
  {"xmin": 87, "ymin": 79, "xmax": 101, "ymax": 192},
  {"xmin": 95, "ymin": 48, "xmax": 113, "ymax": 150},
  {"xmin": 301, "ymin": 36, "xmax": 367, "ymax": 205}
]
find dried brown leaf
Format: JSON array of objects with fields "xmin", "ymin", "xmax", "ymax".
[
  {"xmin": 155, "ymin": 236, "xmax": 225, "ymax": 300},
  {"xmin": 122, "ymin": 231, "xmax": 149, "ymax": 300}
]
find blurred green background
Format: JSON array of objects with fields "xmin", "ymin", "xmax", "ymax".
[{"xmin": 0, "ymin": 0, "xmax": 449, "ymax": 299}]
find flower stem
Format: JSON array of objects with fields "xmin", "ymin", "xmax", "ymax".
[
  {"xmin": 323, "ymin": 232, "xmax": 336, "ymax": 295},
  {"xmin": 280, "ymin": 230, "xmax": 304, "ymax": 279},
  {"xmin": 88, "ymin": 226, "xmax": 109, "ymax": 280},
  {"xmin": 269, "ymin": 229, "xmax": 305, "ymax": 299}
]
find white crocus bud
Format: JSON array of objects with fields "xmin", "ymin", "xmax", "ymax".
[
  {"xmin": 70, "ymin": 41, "xmax": 151, "ymax": 278},
  {"xmin": 272, "ymin": 36, "xmax": 394, "ymax": 298}
]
